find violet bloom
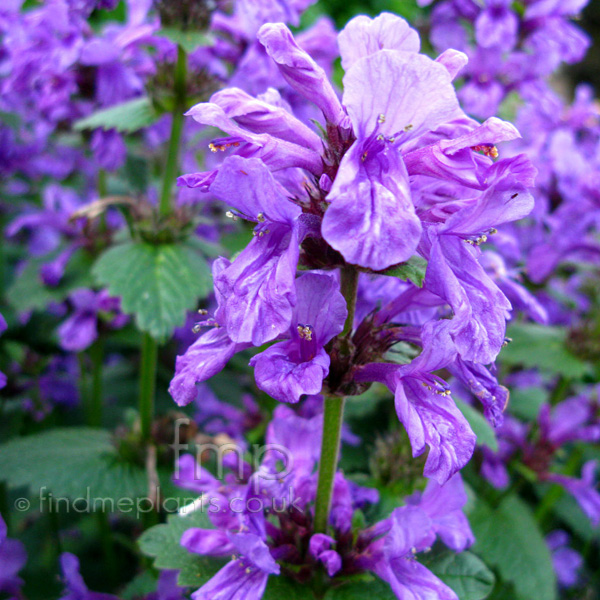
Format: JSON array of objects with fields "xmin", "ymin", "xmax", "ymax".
[
  {"xmin": 539, "ymin": 396, "xmax": 600, "ymax": 448},
  {"xmin": 0, "ymin": 513, "xmax": 27, "ymax": 597},
  {"xmin": 250, "ymin": 272, "xmax": 347, "ymax": 403},
  {"xmin": 427, "ymin": 0, "xmax": 590, "ymax": 119},
  {"xmin": 177, "ymin": 407, "xmax": 378, "ymax": 599},
  {"xmin": 59, "ymin": 552, "xmax": 119, "ymax": 600},
  {"xmin": 259, "ymin": 17, "xmax": 457, "ymax": 271},
  {"xmin": 546, "ymin": 530, "xmax": 583, "ymax": 589},
  {"xmin": 169, "ymin": 258, "xmax": 252, "ymax": 407},
  {"xmin": 178, "ymin": 96, "xmax": 322, "ymax": 191},
  {"xmin": 547, "ymin": 461, "xmax": 600, "ymax": 526},
  {"xmin": 147, "ymin": 570, "xmax": 186, "ymax": 600},
  {"xmin": 420, "ymin": 153, "xmax": 536, "ymax": 364},
  {"xmin": 194, "ymin": 384, "xmax": 261, "ymax": 442},
  {"xmin": 356, "ymin": 325, "xmax": 476, "ymax": 484},
  {"xmin": 357, "ymin": 474, "xmax": 473, "ymax": 600},
  {"xmin": 57, "ymin": 288, "xmax": 127, "ymax": 352},
  {"xmin": 209, "ymin": 155, "xmax": 311, "ymax": 346},
  {"xmin": 189, "ymin": 534, "xmax": 280, "ymax": 600}
]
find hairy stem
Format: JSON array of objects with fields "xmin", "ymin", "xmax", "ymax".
[
  {"xmin": 314, "ymin": 395, "xmax": 346, "ymax": 533},
  {"xmin": 159, "ymin": 45, "xmax": 187, "ymax": 217},
  {"xmin": 314, "ymin": 266, "xmax": 359, "ymax": 533},
  {"xmin": 340, "ymin": 265, "xmax": 359, "ymax": 338},
  {"xmin": 139, "ymin": 333, "xmax": 158, "ymax": 442}
]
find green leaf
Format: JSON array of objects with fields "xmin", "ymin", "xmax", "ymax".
[
  {"xmin": 455, "ymin": 399, "xmax": 498, "ymax": 452},
  {"xmin": 0, "ymin": 428, "xmax": 147, "ymax": 502},
  {"xmin": 6, "ymin": 248, "xmax": 94, "ymax": 313},
  {"xmin": 263, "ymin": 576, "xmax": 317, "ymax": 599},
  {"xmin": 500, "ymin": 323, "xmax": 588, "ymax": 378},
  {"xmin": 121, "ymin": 572, "xmax": 159, "ymax": 600},
  {"xmin": 74, "ymin": 97, "xmax": 161, "ymax": 133},
  {"xmin": 468, "ymin": 495, "xmax": 557, "ymax": 600},
  {"xmin": 157, "ymin": 27, "xmax": 215, "ymax": 53},
  {"xmin": 92, "ymin": 241, "xmax": 212, "ymax": 340},
  {"xmin": 425, "ymin": 551, "xmax": 495, "ymax": 600},
  {"xmin": 138, "ymin": 511, "xmax": 225, "ymax": 587},
  {"xmin": 508, "ymin": 386, "xmax": 546, "ymax": 421},
  {"xmin": 324, "ymin": 577, "xmax": 395, "ymax": 600},
  {"xmin": 377, "ymin": 255, "xmax": 427, "ymax": 287}
]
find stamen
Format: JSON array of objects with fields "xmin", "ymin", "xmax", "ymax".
[
  {"xmin": 471, "ymin": 144, "xmax": 498, "ymax": 158},
  {"xmin": 297, "ymin": 325, "xmax": 314, "ymax": 341},
  {"xmin": 209, "ymin": 141, "xmax": 240, "ymax": 153},
  {"xmin": 378, "ymin": 113, "xmax": 386, "ymax": 124}
]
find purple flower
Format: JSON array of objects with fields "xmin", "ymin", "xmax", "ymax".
[
  {"xmin": 539, "ymin": 396, "xmax": 600, "ymax": 447},
  {"xmin": 189, "ymin": 534, "xmax": 280, "ymax": 600},
  {"xmin": 475, "ymin": 0, "xmax": 518, "ymax": 52},
  {"xmin": 309, "ymin": 534, "xmax": 342, "ymax": 576},
  {"xmin": 209, "ymin": 156, "xmax": 309, "ymax": 346},
  {"xmin": 0, "ymin": 513, "xmax": 27, "ymax": 597},
  {"xmin": 257, "ymin": 22, "xmax": 345, "ymax": 126},
  {"xmin": 57, "ymin": 289, "xmax": 126, "ymax": 352},
  {"xmin": 547, "ymin": 461, "xmax": 600, "ymax": 526},
  {"xmin": 323, "ymin": 47, "xmax": 459, "ymax": 270},
  {"xmin": 59, "ymin": 552, "xmax": 119, "ymax": 600},
  {"xmin": 194, "ymin": 385, "xmax": 261, "ymax": 442},
  {"xmin": 169, "ymin": 258, "xmax": 253, "ymax": 407},
  {"xmin": 90, "ymin": 129, "xmax": 126, "ymax": 172},
  {"xmin": 373, "ymin": 508, "xmax": 458, "ymax": 600},
  {"xmin": 407, "ymin": 474, "xmax": 475, "ymax": 551},
  {"xmin": 357, "ymin": 475, "xmax": 472, "ymax": 600},
  {"xmin": 250, "ymin": 272, "xmax": 347, "ymax": 403},
  {"xmin": 547, "ymin": 530, "xmax": 582, "ymax": 589},
  {"xmin": 179, "ymin": 99, "xmax": 322, "ymax": 191},
  {"xmin": 421, "ymin": 154, "xmax": 536, "ymax": 363},
  {"xmin": 356, "ymin": 327, "xmax": 476, "ymax": 484}
]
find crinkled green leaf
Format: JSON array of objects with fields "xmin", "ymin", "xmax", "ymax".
[
  {"xmin": 0, "ymin": 428, "xmax": 147, "ymax": 502},
  {"xmin": 138, "ymin": 511, "xmax": 225, "ymax": 587},
  {"xmin": 6, "ymin": 248, "xmax": 94, "ymax": 313},
  {"xmin": 324, "ymin": 577, "xmax": 395, "ymax": 600},
  {"xmin": 468, "ymin": 495, "xmax": 557, "ymax": 600},
  {"xmin": 508, "ymin": 386, "xmax": 547, "ymax": 421},
  {"xmin": 263, "ymin": 576, "xmax": 317, "ymax": 599},
  {"xmin": 424, "ymin": 551, "xmax": 495, "ymax": 600},
  {"xmin": 500, "ymin": 323, "xmax": 588, "ymax": 378},
  {"xmin": 121, "ymin": 572, "xmax": 159, "ymax": 600},
  {"xmin": 377, "ymin": 255, "xmax": 427, "ymax": 287},
  {"xmin": 92, "ymin": 241, "xmax": 212, "ymax": 340},
  {"xmin": 455, "ymin": 399, "xmax": 498, "ymax": 452},
  {"xmin": 74, "ymin": 97, "xmax": 160, "ymax": 133},
  {"xmin": 157, "ymin": 28, "xmax": 214, "ymax": 53}
]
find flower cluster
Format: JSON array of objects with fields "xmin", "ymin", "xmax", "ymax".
[
  {"xmin": 175, "ymin": 406, "xmax": 473, "ymax": 599},
  {"xmin": 173, "ymin": 12, "xmax": 535, "ymax": 487},
  {"xmin": 420, "ymin": 0, "xmax": 591, "ymax": 119}
]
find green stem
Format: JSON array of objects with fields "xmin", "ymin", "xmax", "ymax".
[
  {"xmin": 139, "ymin": 333, "xmax": 158, "ymax": 442},
  {"xmin": 97, "ymin": 511, "xmax": 118, "ymax": 584},
  {"xmin": 535, "ymin": 447, "xmax": 583, "ymax": 525},
  {"xmin": 88, "ymin": 339, "xmax": 104, "ymax": 427},
  {"xmin": 98, "ymin": 169, "xmax": 108, "ymax": 197},
  {"xmin": 314, "ymin": 395, "xmax": 346, "ymax": 533},
  {"xmin": 159, "ymin": 45, "xmax": 187, "ymax": 217},
  {"xmin": 78, "ymin": 353, "xmax": 90, "ymax": 421},
  {"xmin": 340, "ymin": 266, "xmax": 359, "ymax": 338},
  {"xmin": 313, "ymin": 266, "xmax": 359, "ymax": 533}
]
